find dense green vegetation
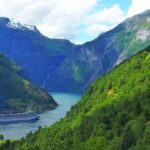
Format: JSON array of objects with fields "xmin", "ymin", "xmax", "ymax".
[
  {"xmin": 1, "ymin": 46, "xmax": 150, "ymax": 150},
  {"xmin": 0, "ymin": 135, "xmax": 4, "ymax": 147},
  {"xmin": 0, "ymin": 134, "xmax": 4, "ymax": 140},
  {"xmin": 0, "ymin": 54, "xmax": 57, "ymax": 113}
]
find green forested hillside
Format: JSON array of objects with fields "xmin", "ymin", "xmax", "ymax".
[
  {"xmin": 0, "ymin": 54, "xmax": 57, "ymax": 113},
  {"xmin": 1, "ymin": 46, "xmax": 150, "ymax": 150}
]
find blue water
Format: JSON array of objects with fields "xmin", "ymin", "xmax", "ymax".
[{"xmin": 0, "ymin": 93, "xmax": 81, "ymax": 140}]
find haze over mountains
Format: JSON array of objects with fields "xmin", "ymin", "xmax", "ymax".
[{"xmin": 0, "ymin": 10, "xmax": 150, "ymax": 93}]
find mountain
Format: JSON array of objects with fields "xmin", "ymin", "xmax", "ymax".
[
  {"xmin": 54, "ymin": 10, "xmax": 150, "ymax": 93},
  {"xmin": 2, "ymin": 45, "xmax": 150, "ymax": 150},
  {"xmin": 0, "ymin": 53, "xmax": 57, "ymax": 113},
  {"xmin": 0, "ymin": 10, "xmax": 150, "ymax": 93},
  {"xmin": 0, "ymin": 17, "xmax": 75, "ymax": 91}
]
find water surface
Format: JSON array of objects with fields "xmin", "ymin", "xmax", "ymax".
[{"xmin": 0, "ymin": 93, "xmax": 81, "ymax": 140}]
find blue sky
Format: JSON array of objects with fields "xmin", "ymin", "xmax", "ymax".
[
  {"xmin": 99, "ymin": 0, "xmax": 131, "ymax": 11},
  {"xmin": 76, "ymin": 0, "xmax": 132, "ymax": 43},
  {"xmin": 0, "ymin": 0, "xmax": 149, "ymax": 44}
]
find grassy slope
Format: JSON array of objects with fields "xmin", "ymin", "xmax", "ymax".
[
  {"xmin": 1, "ymin": 46, "xmax": 150, "ymax": 150},
  {"xmin": 0, "ymin": 54, "xmax": 57, "ymax": 113}
]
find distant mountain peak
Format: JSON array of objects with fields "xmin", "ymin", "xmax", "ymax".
[
  {"xmin": 8, "ymin": 19, "xmax": 37, "ymax": 31},
  {"xmin": 0, "ymin": 17, "xmax": 38, "ymax": 32},
  {"xmin": 140, "ymin": 9, "xmax": 150, "ymax": 16},
  {"xmin": 8, "ymin": 19, "xmax": 39, "ymax": 32}
]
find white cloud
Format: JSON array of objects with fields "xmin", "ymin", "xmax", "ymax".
[
  {"xmin": 85, "ymin": 24, "xmax": 113, "ymax": 36},
  {"xmin": 128, "ymin": 0, "xmax": 150, "ymax": 17},
  {"xmin": 72, "ymin": 40, "xmax": 83, "ymax": 45},
  {"xmin": 2, "ymin": 1, "xmax": 142, "ymax": 43},
  {"xmin": 0, "ymin": 0, "xmax": 96, "ymax": 40},
  {"xmin": 84, "ymin": 4, "xmax": 126, "ymax": 37}
]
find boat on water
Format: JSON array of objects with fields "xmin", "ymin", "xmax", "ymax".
[{"xmin": 0, "ymin": 111, "xmax": 40, "ymax": 123}]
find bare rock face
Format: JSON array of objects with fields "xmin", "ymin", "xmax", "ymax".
[{"xmin": 136, "ymin": 29, "xmax": 150, "ymax": 42}]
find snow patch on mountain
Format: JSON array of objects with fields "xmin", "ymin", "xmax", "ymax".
[
  {"xmin": 7, "ymin": 19, "xmax": 37, "ymax": 32},
  {"xmin": 147, "ymin": 17, "xmax": 150, "ymax": 22},
  {"xmin": 136, "ymin": 29, "xmax": 150, "ymax": 42}
]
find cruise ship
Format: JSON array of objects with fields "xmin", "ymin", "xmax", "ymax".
[{"xmin": 0, "ymin": 111, "xmax": 40, "ymax": 123}]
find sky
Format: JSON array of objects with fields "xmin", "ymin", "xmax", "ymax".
[{"xmin": 0, "ymin": 0, "xmax": 150, "ymax": 44}]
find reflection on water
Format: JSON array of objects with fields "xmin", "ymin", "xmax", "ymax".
[{"xmin": 0, "ymin": 93, "xmax": 81, "ymax": 140}]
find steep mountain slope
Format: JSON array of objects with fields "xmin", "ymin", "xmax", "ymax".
[
  {"xmin": 0, "ymin": 17, "xmax": 75, "ymax": 91},
  {"xmin": 0, "ymin": 10, "xmax": 150, "ymax": 93},
  {"xmin": 0, "ymin": 54, "xmax": 57, "ymax": 113},
  {"xmin": 2, "ymin": 46, "xmax": 150, "ymax": 150},
  {"xmin": 52, "ymin": 10, "xmax": 150, "ymax": 93}
]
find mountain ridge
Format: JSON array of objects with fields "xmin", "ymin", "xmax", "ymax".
[
  {"xmin": 0, "ymin": 10, "xmax": 150, "ymax": 93},
  {"xmin": 55, "ymin": 9, "xmax": 150, "ymax": 92},
  {"xmin": 0, "ymin": 17, "xmax": 76, "ymax": 92}
]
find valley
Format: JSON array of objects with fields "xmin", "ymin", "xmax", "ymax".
[
  {"xmin": 2, "ymin": 45, "xmax": 149, "ymax": 150},
  {"xmin": 0, "ymin": 6, "xmax": 149, "ymax": 150},
  {"xmin": 0, "ymin": 10, "xmax": 149, "ymax": 93}
]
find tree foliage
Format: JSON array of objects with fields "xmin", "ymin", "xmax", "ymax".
[{"xmin": 1, "ymin": 46, "xmax": 150, "ymax": 150}]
